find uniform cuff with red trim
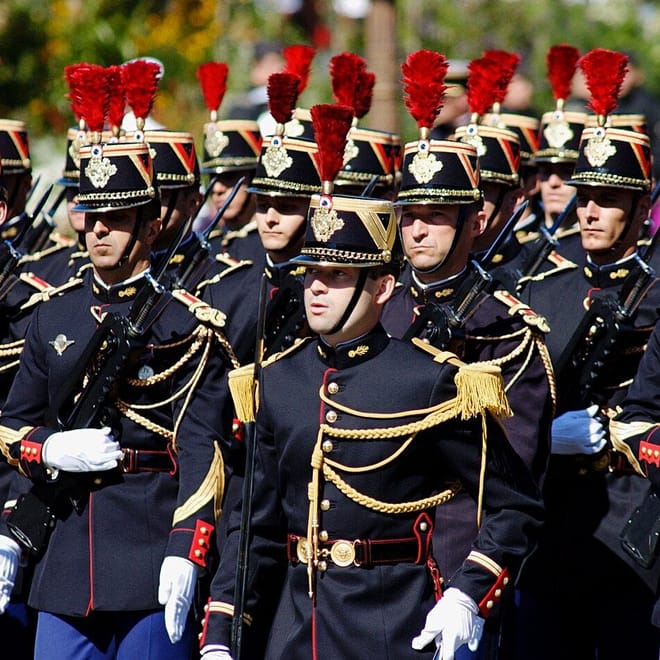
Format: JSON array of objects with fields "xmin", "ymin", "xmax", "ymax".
[{"xmin": 167, "ymin": 519, "xmax": 215, "ymax": 569}]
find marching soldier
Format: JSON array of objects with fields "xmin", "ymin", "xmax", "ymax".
[
  {"xmin": 196, "ymin": 61, "xmax": 264, "ymax": 264},
  {"xmin": 515, "ymin": 49, "xmax": 660, "ymax": 660},
  {"xmin": 198, "ymin": 70, "xmax": 321, "ymax": 364},
  {"xmin": 0, "ymin": 133, "xmax": 238, "ymax": 659},
  {"xmin": 198, "ymin": 103, "xmax": 544, "ymax": 660},
  {"xmin": 382, "ymin": 50, "xmax": 554, "ymax": 659}
]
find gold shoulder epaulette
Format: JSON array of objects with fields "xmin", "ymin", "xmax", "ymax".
[
  {"xmin": 171, "ymin": 288, "xmax": 227, "ymax": 328},
  {"xmin": 517, "ymin": 230, "xmax": 540, "ymax": 245},
  {"xmin": 19, "ymin": 274, "xmax": 84, "ymax": 310},
  {"xmin": 411, "ymin": 338, "xmax": 511, "ymax": 420},
  {"xmin": 228, "ymin": 338, "xmax": 312, "ymax": 422},
  {"xmin": 196, "ymin": 258, "xmax": 253, "ymax": 292},
  {"xmin": 556, "ymin": 224, "xmax": 580, "ymax": 239},
  {"xmin": 222, "ymin": 220, "xmax": 258, "ymax": 244},
  {"xmin": 18, "ymin": 234, "xmax": 75, "ymax": 263},
  {"xmin": 517, "ymin": 251, "xmax": 578, "ymax": 284},
  {"xmin": 492, "ymin": 289, "xmax": 551, "ymax": 333}
]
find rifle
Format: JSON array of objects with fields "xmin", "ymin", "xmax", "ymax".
[
  {"xmin": 21, "ymin": 185, "xmax": 68, "ymax": 254},
  {"xmin": 0, "ymin": 184, "xmax": 54, "ymax": 302},
  {"xmin": 170, "ymin": 176, "xmax": 245, "ymax": 292},
  {"xmin": 554, "ymin": 230, "xmax": 658, "ymax": 414},
  {"xmin": 516, "ymin": 194, "xmax": 577, "ymax": 293},
  {"xmin": 6, "ymin": 211, "xmax": 190, "ymax": 555},
  {"xmin": 231, "ymin": 272, "xmax": 268, "ymax": 660},
  {"xmin": 402, "ymin": 201, "xmax": 529, "ymax": 350}
]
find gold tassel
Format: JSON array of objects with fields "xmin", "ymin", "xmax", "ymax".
[
  {"xmin": 454, "ymin": 362, "xmax": 513, "ymax": 420},
  {"xmin": 228, "ymin": 364, "xmax": 257, "ymax": 423}
]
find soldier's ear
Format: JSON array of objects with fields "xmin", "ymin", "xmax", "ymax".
[
  {"xmin": 374, "ymin": 272, "xmax": 396, "ymax": 305},
  {"xmin": 470, "ymin": 208, "xmax": 488, "ymax": 238},
  {"xmin": 143, "ymin": 218, "xmax": 162, "ymax": 246},
  {"xmin": 0, "ymin": 200, "xmax": 7, "ymax": 225}
]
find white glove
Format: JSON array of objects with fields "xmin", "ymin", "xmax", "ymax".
[
  {"xmin": 42, "ymin": 427, "xmax": 122, "ymax": 474},
  {"xmin": 200, "ymin": 645, "xmax": 233, "ymax": 659},
  {"xmin": 412, "ymin": 587, "xmax": 484, "ymax": 660},
  {"xmin": 158, "ymin": 556, "xmax": 198, "ymax": 644},
  {"xmin": 0, "ymin": 535, "xmax": 21, "ymax": 614},
  {"xmin": 551, "ymin": 405, "xmax": 607, "ymax": 455}
]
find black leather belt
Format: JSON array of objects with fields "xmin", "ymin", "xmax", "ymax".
[
  {"xmin": 120, "ymin": 447, "xmax": 176, "ymax": 474},
  {"xmin": 287, "ymin": 530, "xmax": 432, "ymax": 568}
]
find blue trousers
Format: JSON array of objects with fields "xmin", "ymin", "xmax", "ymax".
[{"xmin": 34, "ymin": 609, "xmax": 194, "ymax": 660}]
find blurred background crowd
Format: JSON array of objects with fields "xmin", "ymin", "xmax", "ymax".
[{"xmin": 1, "ymin": 0, "xmax": 660, "ymax": 228}]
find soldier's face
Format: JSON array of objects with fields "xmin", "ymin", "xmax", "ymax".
[
  {"xmin": 399, "ymin": 203, "xmax": 484, "ymax": 282},
  {"xmin": 209, "ymin": 173, "xmax": 250, "ymax": 221},
  {"xmin": 576, "ymin": 186, "xmax": 647, "ymax": 261},
  {"xmin": 538, "ymin": 162, "xmax": 575, "ymax": 224},
  {"xmin": 304, "ymin": 265, "xmax": 394, "ymax": 345},
  {"xmin": 66, "ymin": 187, "xmax": 85, "ymax": 233},
  {"xmin": 256, "ymin": 194, "xmax": 309, "ymax": 262},
  {"xmin": 85, "ymin": 208, "xmax": 160, "ymax": 282}
]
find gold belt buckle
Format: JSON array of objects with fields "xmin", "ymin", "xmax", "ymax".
[
  {"xmin": 296, "ymin": 537, "xmax": 310, "ymax": 564},
  {"xmin": 330, "ymin": 539, "xmax": 356, "ymax": 567}
]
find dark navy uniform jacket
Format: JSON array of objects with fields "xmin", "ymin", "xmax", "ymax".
[
  {"xmin": 382, "ymin": 268, "xmax": 554, "ymax": 580},
  {"xmin": 519, "ymin": 249, "xmax": 660, "ymax": 593},
  {"xmin": 208, "ymin": 219, "xmax": 265, "ymax": 264},
  {"xmin": 0, "ymin": 267, "xmax": 236, "ymax": 616},
  {"xmin": 200, "ymin": 326, "xmax": 544, "ymax": 659},
  {"xmin": 199, "ymin": 256, "xmax": 309, "ymax": 365}
]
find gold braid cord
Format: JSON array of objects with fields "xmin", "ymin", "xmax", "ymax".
[
  {"xmin": 114, "ymin": 327, "xmax": 214, "ymax": 450},
  {"xmin": 305, "ymin": 394, "xmax": 475, "ymax": 598}
]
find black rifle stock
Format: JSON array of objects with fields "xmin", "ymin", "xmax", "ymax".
[{"xmin": 554, "ymin": 231, "xmax": 658, "ymax": 414}]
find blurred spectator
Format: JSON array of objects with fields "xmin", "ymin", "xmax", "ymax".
[{"xmin": 226, "ymin": 41, "xmax": 284, "ymax": 135}]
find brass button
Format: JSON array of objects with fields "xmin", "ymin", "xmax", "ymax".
[
  {"xmin": 319, "ymin": 530, "xmax": 329, "ymax": 542},
  {"xmin": 318, "ymin": 560, "xmax": 328, "ymax": 572},
  {"xmin": 486, "ymin": 600, "xmax": 494, "ymax": 609},
  {"xmin": 494, "ymin": 589, "xmax": 502, "ymax": 598},
  {"xmin": 325, "ymin": 410, "xmax": 338, "ymax": 423},
  {"xmin": 503, "ymin": 576, "xmax": 509, "ymax": 586},
  {"xmin": 322, "ymin": 440, "xmax": 334, "ymax": 453},
  {"xmin": 327, "ymin": 382, "xmax": 339, "ymax": 395},
  {"xmin": 93, "ymin": 478, "xmax": 103, "ymax": 486},
  {"xmin": 194, "ymin": 549, "xmax": 203, "ymax": 558},
  {"xmin": 198, "ymin": 538, "xmax": 206, "ymax": 546},
  {"xmin": 419, "ymin": 521, "xmax": 428, "ymax": 532},
  {"xmin": 200, "ymin": 526, "xmax": 209, "ymax": 535},
  {"xmin": 320, "ymin": 499, "xmax": 331, "ymax": 511}
]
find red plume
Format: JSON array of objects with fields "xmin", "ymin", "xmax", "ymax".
[
  {"xmin": 482, "ymin": 50, "xmax": 520, "ymax": 106},
  {"xmin": 330, "ymin": 52, "xmax": 367, "ymax": 111},
  {"xmin": 64, "ymin": 63, "xmax": 109, "ymax": 133},
  {"xmin": 121, "ymin": 58, "xmax": 161, "ymax": 125},
  {"xmin": 467, "ymin": 55, "xmax": 507, "ymax": 116},
  {"xmin": 283, "ymin": 45, "xmax": 316, "ymax": 94},
  {"xmin": 197, "ymin": 62, "xmax": 229, "ymax": 114},
  {"xmin": 310, "ymin": 103, "xmax": 354, "ymax": 184},
  {"xmin": 106, "ymin": 65, "xmax": 126, "ymax": 133},
  {"xmin": 546, "ymin": 44, "xmax": 580, "ymax": 102},
  {"xmin": 580, "ymin": 48, "xmax": 628, "ymax": 117},
  {"xmin": 267, "ymin": 72, "xmax": 301, "ymax": 125},
  {"xmin": 401, "ymin": 50, "xmax": 449, "ymax": 130},
  {"xmin": 354, "ymin": 70, "xmax": 375, "ymax": 120}
]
